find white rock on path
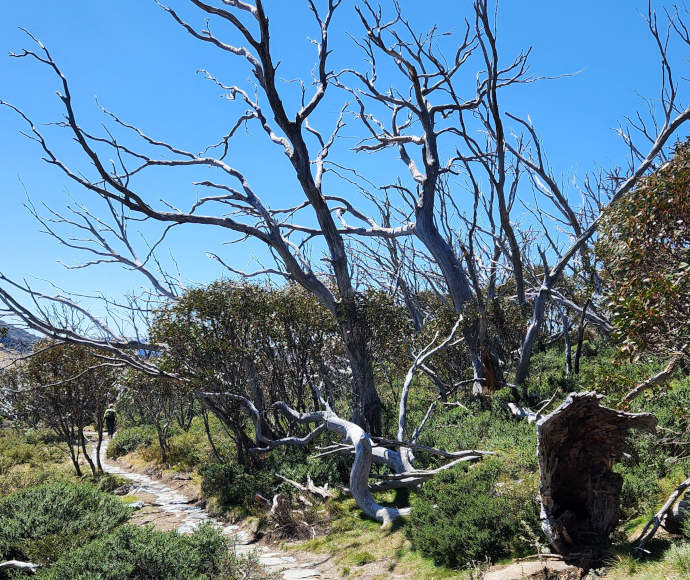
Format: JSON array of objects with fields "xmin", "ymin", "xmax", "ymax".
[{"xmin": 97, "ymin": 436, "xmax": 322, "ymax": 578}]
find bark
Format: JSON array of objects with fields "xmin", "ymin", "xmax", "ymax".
[
  {"xmin": 339, "ymin": 301, "xmax": 382, "ymax": 436},
  {"xmin": 663, "ymin": 491, "xmax": 689, "ymax": 535},
  {"xmin": 201, "ymin": 407, "xmax": 224, "ymax": 463},
  {"xmin": 67, "ymin": 438, "xmax": 82, "ymax": 477},
  {"xmin": 573, "ymin": 300, "xmax": 589, "ymax": 375},
  {"xmin": 156, "ymin": 426, "xmax": 170, "ymax": 464},
  {"xmin": 95, "ymin": 415, "xmax": 104, "ymax": 473},
  {"xmin": 78, "ymin": 426, "xmax": 97, "ymax": 476},
  {"xmin": 537, "ymin": 392, "xmax": 657, "ymax": 562},
  {"xmin": 274, "ymin": 398, "xmax": 409, "ymax": 526},
  {"xmin": 560, "ymin": 308, "xmax": 572, "ymax": 375},
  {"xmin": 515, "ymin": 284, "xmax": 549, "ymax": 385}
]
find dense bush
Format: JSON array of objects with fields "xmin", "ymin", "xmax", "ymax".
[
  {"xmin": 39, "ymin": 523, "xmax": 225, "ymax": 580},
  {"xmin": 107, "ymin": 424, "xmax": 157, "ymax": 459},
  {"xmin": 407, "ymin": 460, "xmax": 539, "ymax": 567},
  {"xmin": 616, "ymin": 377, "xmax": 690, "ymax": 519},
  {"xmin": 267, "ymin": 445, "xmax": 351, "ymax": 488},
  {"xmin": 200, "ymin": 462, "xmax": 274, "ymax": 510},
  {"xmin": 0, "ymin": 481, "xmax": 131, "ymax": 565},
  {"xmin": 422, "ymin": 407, "xmax": 538, "ymax": 476},
  {"xmin": 166, "ymin": 427, "xmax": 206, "ymax": 470}
]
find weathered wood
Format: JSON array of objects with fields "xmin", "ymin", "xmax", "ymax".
[
  {"xmin": 663, "ymin": 493, "xmax": 689, "ymax": 535},
  {"xmin": 635, "ymin": 477, "xmax": 690, "ymax": 553},
  {"xmin": 276, "ymin": 473, "xmax": 334, "ymax": 500},
  {"xmin": 621, "ymin": 347, "xmax": 686, "ymax": 403},
  {"xmin": 537, "ymin": 392, "xmax": 657, "ymax": 560},
  {"xmin": 0, "ymin": 560, "xmax": 38, "ymax": 574}
]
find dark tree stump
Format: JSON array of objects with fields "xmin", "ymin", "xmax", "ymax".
[{"xmin": 537, "ymin": 392, "xmax": 657, "ymax": 561}]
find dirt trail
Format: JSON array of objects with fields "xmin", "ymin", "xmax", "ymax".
[{"xmin": 96, "ymin": 437, "xmax": 326, "ymax": 579}]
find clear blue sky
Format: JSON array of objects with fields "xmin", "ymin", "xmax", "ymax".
[{"xmin": 0, "ymin": 1, "xmax": 686, "ymax": 328}]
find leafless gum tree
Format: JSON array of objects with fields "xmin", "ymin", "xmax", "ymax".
[{"xmin": 2, "ymin": 0, "xmax": 690, "ymax": 527}]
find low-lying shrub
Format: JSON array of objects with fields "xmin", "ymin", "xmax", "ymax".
[
  {"xmin": 0, "ymin": 480, "xmax": 131, "ymax": 565},
  {"xmin": 106, "ymin": 424, "xmax": 156, "ymax": 458},
  {"xmin": 407, "ymin": 459, "xmax": 539, "ymax": 568},
  {"xmin": 200, "ymin": 462, "xmax": 273, "ymax": 510},
  {"xmin": 0, "ymin": 428, "xmax": 77, "ymax": 498},
  {"xmin": 39, "ymin": 523, "xmax": 233, "ymax": 580}
]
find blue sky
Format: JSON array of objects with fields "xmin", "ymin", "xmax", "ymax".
[{"xmin": 0, "ymin": 0, "xmax": 686, "ymax": 330}]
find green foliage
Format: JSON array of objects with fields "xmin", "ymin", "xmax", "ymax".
[
  {"xmin": 0, "ymin": 481, "xmax": 131, "ymax": 565},
  {"xmin": 422, "ymin": 408, "xmax": 538, "ymax": 476},
  {"xmin": 149, "ymin": 281, "xmax": 345, "ymax": 462},
  {"xmin": 200, "ymin": 462, "xmax": 273, "ymax": 510},
  {"xmin": 616, "ymin": 377, "xmax": 690, "ymax": 519},
  {"xmin": 0, "ymin": 429, "xmax": 74, "ymax": 497},
  {"xmin": 95, "ymin": 473, "xmax": 130, "ymax": 494},
  {"xmin": 267, "ymin": 445, "xmax": 351, "ymax": 488},
  {"xmin": 166, "ymin": 427, "xmax": 206, "ymax": 470},
  {"xmin": 598, "ymin": 139, "xmax": 690, "ymax": 358},
  {"xmin": 107, "ymin": 424, "xmax": 157, "ymax": 458},
  {"xmin": 407, "ymin": 460, "xmax": 539, "ymax": 568},
  {"xmin": 40, "ymin": 523, "xmax": 231, "ymax": 580}
]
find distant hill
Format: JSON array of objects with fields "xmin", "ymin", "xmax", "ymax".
[{"xmin": 0, "ymin": 322, "xmax": 39, "ymax": 353}]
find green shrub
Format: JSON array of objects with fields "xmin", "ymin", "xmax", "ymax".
[
  {"xmin": 95, "ymin": 473, "xmax": 129, "ymax": 493},
  {"xmin": 407, "ymin": 460, "xmax": 539, "ymax": 567},
  {"xmin": 0, "ymin": 481, "xmax": 131, "ymax": 564},
  {"xmin": 424, "ymin": 409, "xmax": 538, "ymax": 476},
  {"xmin": 267, "ymin": 445, "xmax": 350, "ymax": 488},
  {"xmin": 39, "ymin": 523, "xmax": 229, "ymax": 580},
  {"xmin": 0, "ymin": 429, "xmax": 65, "ymax": 470},
  {"xmin": 167, "ymin": 428, "xmax": 205, "ymax": 470},
  {"xmin": 200, "ymin": 462, "xmax": 273, "ymax": 510},
  {"xmin": 107, "ymin": 425, "xmax": 156, "ymax": 458}
]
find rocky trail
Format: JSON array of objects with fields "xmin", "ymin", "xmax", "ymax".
[{"xmin": 95, "ymin": 437, "xmax": 326, "ymax": 579}]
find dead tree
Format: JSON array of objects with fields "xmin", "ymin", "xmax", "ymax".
[
  {"xmin": 200, "ymin": 318, "xmax": 487, "ymax": 525},
  {"xmin": 0, "ymin": 0, "xmax": 384, "ymax": 434},
  {"xmin": 537, "ymin": 392, "xmax": 657, "ymax": 561},
  {"xmin": 335, "ymin": 0, "xmax": 690, "ymax": 393}
]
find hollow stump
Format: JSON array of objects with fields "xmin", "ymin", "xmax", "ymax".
[{"xmin": 537, "ymin": 391, "xmax": 657, "ymax": 562}]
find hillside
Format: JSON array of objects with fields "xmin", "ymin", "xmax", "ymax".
[{"xmin": 0, "ymin": 322, "xmax": 38, "ymax": 353}]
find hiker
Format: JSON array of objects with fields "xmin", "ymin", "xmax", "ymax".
[{"xmin": 104, "ymin": 407, "xmax": 116, "ymax": 438}]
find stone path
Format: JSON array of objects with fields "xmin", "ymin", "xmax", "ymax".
[{"xmin": 97, "ymin": 437, "xmax": 323, "ymax": 579}]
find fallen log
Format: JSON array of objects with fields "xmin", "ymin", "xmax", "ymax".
[
  {"xmin": 537, "ymin": 391, "xmax": 657, "ymax": 562},
  {"xmin": 634, "ymin": 476, "xmax": 690, "ymax": 553},
  {"xmin": 664, "ymin": 492, "xmax": 689, "ymax": 535}
]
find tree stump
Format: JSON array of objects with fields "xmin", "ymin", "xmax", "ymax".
[{"xmin": 537, "ymin": 392, "xmax": 657, "ymax": 561}]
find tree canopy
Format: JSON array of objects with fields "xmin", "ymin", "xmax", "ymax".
[{"xmin": 599, "ymin": 139, "xmax": 690, "ymax": 359}]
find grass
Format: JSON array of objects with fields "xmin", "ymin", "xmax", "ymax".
[
  {"xmin": 605, "ymin": 541, "xmax": 690, "ymax": 579},
  {"xmin": 286, "ymin": 498, "xmax": 469, "ymax": 579},
  {"xmin": 0, "ymin": 427, "xmax": 75, "ymax": 497},
  {"xmin": 5, "ymin": 341, "xmax": 682, "ymax": 578}
]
